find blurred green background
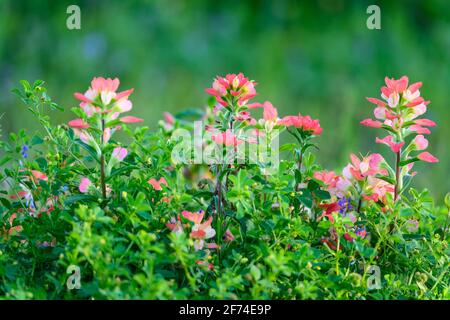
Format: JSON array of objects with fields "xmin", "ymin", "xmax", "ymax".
[{"xmin": 0, "ymin": 0, "xmax": 449, "ymax": 199}]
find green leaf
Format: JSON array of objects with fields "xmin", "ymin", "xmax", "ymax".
[
  {"xmin": 106, "ymin": 165, "xmax": 138, "ymax": 181},
  {"xmin": 400, "ymin": 207, "xmax": 415, "ymax": 217},
  {"xmin": 307, "ymin": 179, "xmax": 320, "ymax": 191},
  {"xmin": 30, "ymin": 135, "xmax": 44, "ymax": 145},
  {"xmin": 0, "ymin": 198, "xmax": 12, "ymax": 210},
  {"xmin": 279, "ymin": 143, "xmax": 296, "ymax": 152},
  {"xmin": 137, "ymin": 211, "xmax": 152, "ymax": 221},
  {"xmin": 297, "ymin": 189, "xmax": 313, "ymax": 208},
  {"xmin": 250, "ymin": 265, "xmax": 261, "ymax": 281},
  {"xmin": 50, "ymin": 102, "xmax": 64, "ymax": 112},
  {"xmin": 399, "ymin": 158, "xmax": 419, "ymax": 167},
  {"xmin": 0, "ymin": 156, "xmax": 12, "ymax": 167},
  {"xmin": 64, "ymin": 194, "xmax": 98, "ymax": 206},
  {"xmin": 315, "ymin": 189, "xmax": 331, "ymax": 200},
  {"xmin": 75, "ymin": 140, "xmax": 100, "ymax": 163}
]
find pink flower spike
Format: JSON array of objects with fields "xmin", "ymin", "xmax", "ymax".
[
  {"xmin": 246, "ymin": 102, "xmax": 263, "ymax": 109},
  {"xmin": 417, "ymin": 152, "xmax": 439, "ymax": 163},
  {"xmin": 408, "ymin": 82, "xmax": 422, "ymax": 93},
  {"xmin": 79, "ymin": 177, "xmax": 91, "ymax": 193},
  {"xmin": 74, "ymin": 92, "xmax": 93, "ymax": 104},
  {"xmin": 410, "ymin": 125, "xmax": 431, "ymax": 135},
  {"xmin": 163, "ymin": 112, "xmax": 175, "ymax": 125},
  {"xmin": 406, "ymin": 97, "xmax": 424, "ymax": 107},
  {"xmin": 212, "ymin": 130, "xmax": 243, "ymax": 146},
  {"xmin": 262, "ymin": 101, "xmax": 278, "ymax": 122},
  {"xmin": 412, "ymin": 135, "xmax": 428, "ymax": 150},
  {"xmin": 115, "ymin": 88, "xmax": 134, "ymax": 100},
  {"xmin": 31, "ymin": 170, "xmax": 48, "ymax": 181},
  {"xmin": 375, "ymin": 136, "xmax": 405, "ymax": 153},
  {"xmin": 366, "ymin": 97, "xmax": 386, "ymax": 107},
  {"xmin": 414, "ymin": 119, "xmax": 436, "ymax": 127},
  {"xmin": 148, "ymin": 177, "xmax": 168, "ymax": 191},
  {"xmin": 112, "ymin": 147, "xmax": 127, "ymax": 161},
  {"xmin": 68, "ymin": 119, "xmax": 89, "ymax": 129},
  {"xmin": 360, "ymin": 119, "xmax": 382, "ymax": 128},
  {"xmin": 120, "ymin": 116, "xmax": 144, "ymax": 123},
  {"xmin": 182, "ymin": 210, "xmax": 205, "ymax": 224}
]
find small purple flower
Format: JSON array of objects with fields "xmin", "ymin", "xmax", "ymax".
[
  {"xmin": 338, "ymin": 197, "xmax": 353, "ymax": 214},
  {"xmin": 21, "ymin": 145, "xmax": 29, "ymax": 158}
]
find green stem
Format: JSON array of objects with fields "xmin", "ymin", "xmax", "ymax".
[
  {"xmin": 100, "ymin": 118, "xmax": 107, "ymax": 201},
  {"xmin": 394, "ymin": 150, "xmax": 401, "ymax": 202}
]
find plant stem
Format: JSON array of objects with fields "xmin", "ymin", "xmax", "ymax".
[
  {"xmin": 394, "ymin": 150, "xmax": 401, "ymax": 201},
  {"xmin": 295, "ymin": 151, "xmax": 303, "ymax": 191},
  {"xmin": 100, "ymin": 118, "xmax": 107, "ymax": 201},
  {"xmin": 357, "ymin": 196, "xmax": 362, "ymax": 213}
]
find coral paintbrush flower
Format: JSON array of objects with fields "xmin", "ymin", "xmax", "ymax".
[
  {"xmin": 182, "ymin": 210, "xmax": 205, "ymax": 224},
  {"xmin": 79, "ymin": 177, "xmax": 91, "ymax": 193},
  {"xmin": 375, "ymin": 136, "xmax": 405, "ymax": 153},
  {"xmin": 68, "ymin": 119, "xmax": 89, "ymax": 129},
  {"xmin": 363, "ymin": 76, "xmax": 438, "ymax": 201},
  {"xmin": 179, "ymin": 210, "xmax": 217, "ymax": 250},
  {"xmin": 360, "ymin": 119, "xmax": 383, "ymax": 128},
  {"xmin": 166, "ymin": 216, "xmax": 183, "ymax": 236},
  {"xmin": 112, "ymin": 147, "xmax": 128, "ymax": 161},
  {"xmin": 417, "ymin": 152, "xmax": 439, "ymax": 163},
  {"xmin": 148, "ymin": 177, "xmax": 168, "ymax": 191},
  {"xmin": 262, "ymin": 101, "xmax": 278, "ymax": 122},
  {"xmin": 212, "ymin": 130, "xmax": 243, "ymax": 146},
  {"xmin": 205, "ymin": 73, "xmax": 257, "ymax": 107},
  {"xmin": 342, "ymin": 153, "xmax": 387, "ymax": 181},
  {"xmin": 31, "ymin": 170, "xmax": 48, "ymax": 182},
  {"xmin": 278, "ymin": 114, "xmax": 322, "ymax": 135},
  {"xmin": 74, "ymin": 77, "xmax": 134, "ymax": 116},
  {"xmin": 363, "ymin": 176, "xmax": 395, "ymax": 203},
  {"xmin": 120, "ymin": 116, "xmax": 144, "ymax": 123},
  {"xmin": 314, "ymin": 170, "xmax": 350, "ymax": 198},
  {"xmin": 411, "ymin": 135, "xmax": 428, "ymax": 151}
]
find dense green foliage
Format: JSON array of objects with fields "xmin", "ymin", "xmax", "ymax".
[{"xmin": 0, "ymin": 78, "xmax": 448, "ymax": 300}]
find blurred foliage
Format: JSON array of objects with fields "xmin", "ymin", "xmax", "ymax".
[{"xmin": 0, "ymin": 0, "xmax": 449, "ymax": 198}]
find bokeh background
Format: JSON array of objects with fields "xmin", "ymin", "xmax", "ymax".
[{"xmin": 0, "ymin": 0, "xmax": 449, "ymax": 199}]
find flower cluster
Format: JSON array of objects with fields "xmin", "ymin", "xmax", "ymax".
[
  {"xmin": 167, "ymin": 210, "xmax": 217, "ymax": 251},
  {"xmin": 278, "ymin": 113, "xmax": 323, "ymax": 135},
  {"xmin": 205, "ymin": 73, "xmax": 257, "ymax": 108},
  {"xmin": 69, "ymin": 77, "xmax": 143, "ymax": 199},
  {"xmin": 361, "ymin": 76, "xmax": 438, "ymax": 200}
]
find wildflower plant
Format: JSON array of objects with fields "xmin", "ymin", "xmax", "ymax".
[
  {"xmin": 361, "ymin": 76, "xmax": 438, "ymax": 202},
  {"xmin": 69, "ymin": 77, "xmax": 143, "ymax": 201},
  {"xmin": 0, "ymin": 75, "xmax": 448, "ymax": 300}
]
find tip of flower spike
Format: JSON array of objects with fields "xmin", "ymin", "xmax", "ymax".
[
  {"xmin": 31, "ymin": 170, "xmax": 48, "ymax": 181},
  {"xmin": 68, "ymin": 118, "xmax": 89, "ymax": 129},
  {"xmin": 414, "ymin": 119, "xmax": 436, "ymax": 127},
  {"xmin": 115, "ymin": 88, "xmax": 134, "ymax": 100},
  {"xmin": 74, "ymin": 92, "xmax": 92, "ymax": 103},
  {"xmin": 360, "ymin": 119, "xmax": 382, "ymax": 128},
  {"xmin": 120, "ymin": 116, "xmax": 144, "ymax": 123},
  {"xmin": 417, "ymin": 152, "xmax": 439, "ymax": 163}
]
